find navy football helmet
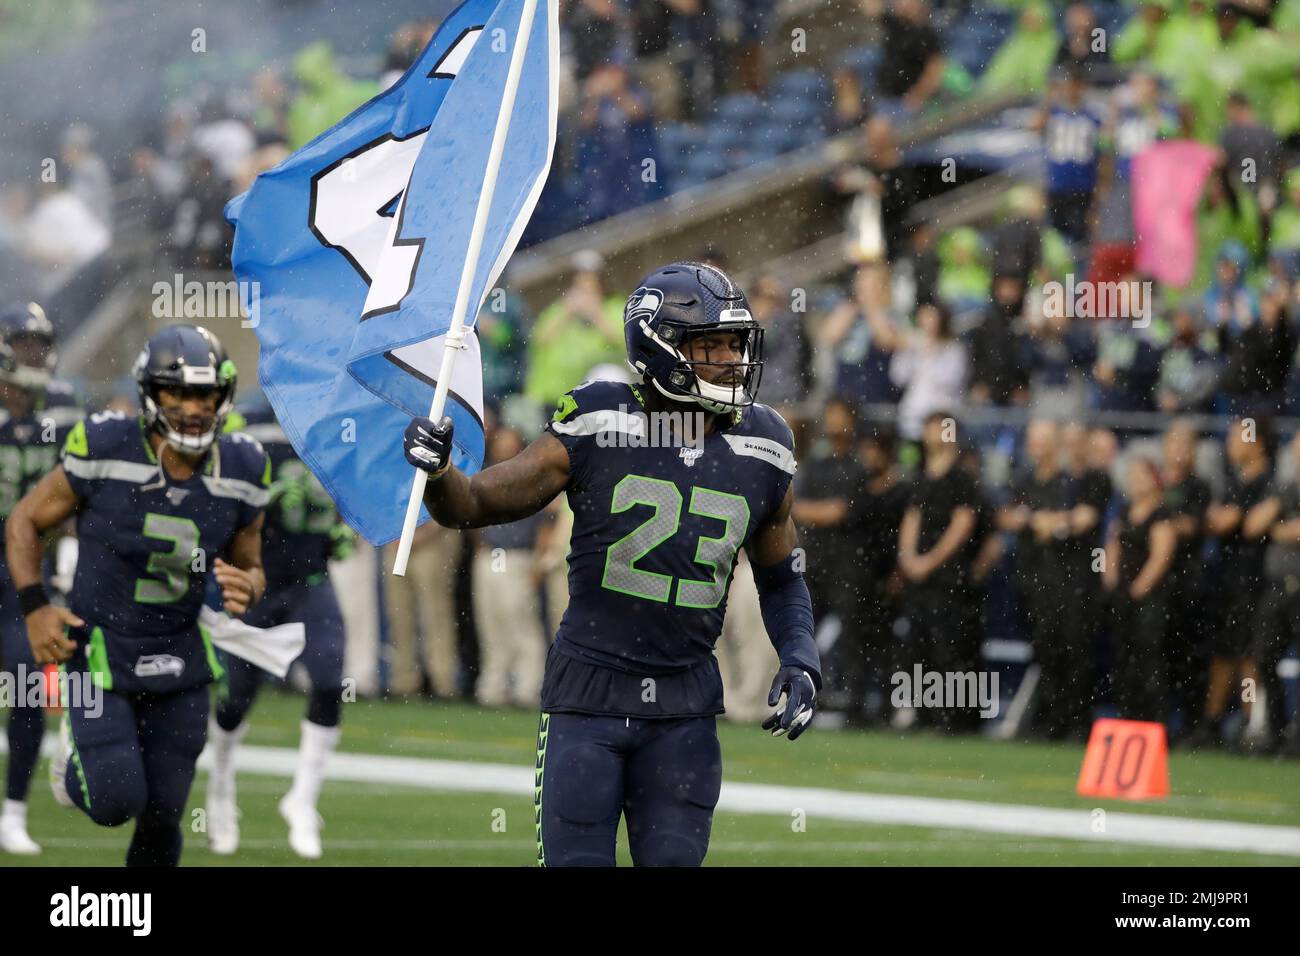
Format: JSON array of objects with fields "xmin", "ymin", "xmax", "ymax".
[
  {"xmin": 133, "ymin": 324, "xmax": 237, "ymax": 454},
  {"xmin": 623, "ymin": 261, "xmax": 763, "ymax": 414},
  {"xmin": 0, "ymin": 301, "xmax": 57, "ymax": 389}
]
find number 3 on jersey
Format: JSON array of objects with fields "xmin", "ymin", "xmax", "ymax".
[
  {"xmin": 135, "ymin": 513, "xmax": 200, "ymax": 604},
  {"xmin": 601, "ymin": 474, "xmax": 749, "ymax": 608}
]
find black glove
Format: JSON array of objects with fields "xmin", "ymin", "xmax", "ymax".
[
  {"xmin": 762, "ymin": 666, "xmax": 816, "ymax": 741},
  {"xmin": 404, "ymin": 415, "xmax": 454, "ymax": 478}
]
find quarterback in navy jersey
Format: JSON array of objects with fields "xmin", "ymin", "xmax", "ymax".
[
  {"xmin": 4, "ymin": 324, "xmax": 268, "ymax": 867},
  {"xmin": 205, "ymin": 405, "xmax": 354, "ymax": 859},
  {"xmin": 0, "ymin": 301, "xmax": 83, "ymax": 856},
  {"xmin": 405, "ymin": 261, "xmax": 820, "ymax": 866}
]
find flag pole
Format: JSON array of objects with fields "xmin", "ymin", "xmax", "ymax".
[{"xmin": 392, "ymin": 0, "xmax": 540, "ymax": 577}]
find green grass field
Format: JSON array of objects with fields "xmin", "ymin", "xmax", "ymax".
[{"xmin": 5, "ymin": 691, "xmax": 1300, "ymax": 866}]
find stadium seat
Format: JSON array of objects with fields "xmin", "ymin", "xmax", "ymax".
[{"xmin": 771, "ymin": 68, "xmax": 828, "ymax": 106}]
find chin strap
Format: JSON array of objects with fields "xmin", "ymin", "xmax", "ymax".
[{"xmin": 648, "ymin": 372, "xmax": 744, "ymax": 416}]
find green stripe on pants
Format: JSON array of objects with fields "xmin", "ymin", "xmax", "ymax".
[{"xmin": 534, "ymin": 712, "xmax": 550, "ymax": 867}]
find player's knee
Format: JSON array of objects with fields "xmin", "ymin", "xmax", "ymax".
[
  {"xmin": 215, "ymin": 696, "xmax": 252, "ymax": 732},
  {"xmin": 83, "ymin": 776, "xmax": 147, "ymax": 827},
  {"xmin": 306, "ymin": 687, "xmax": 343, "ymax": 727}
]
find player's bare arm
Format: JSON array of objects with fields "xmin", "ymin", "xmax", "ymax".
[
  {"xmin": 747, "ymin": 482, "xmax": 799, "ymax": 567},
  {"xmin": 215, "ymin": 513, "xmax": 267, "ymax": 615},
  {"xmin": 406, "ymin": 416, "xmax": 570, "ymax": 529},
  {"xmin": 5, "ymin": 465, "xmax": 84, "ymax": 664}
]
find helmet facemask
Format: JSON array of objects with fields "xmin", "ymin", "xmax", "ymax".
[
  {"xmin": 650, "ymin": 312, "xmax": 765, "ymax": 415},
  {"xmin": 4, "ymin": 331, "xmax": 57, "ymax": 391},
  {"xmin": 143, "ymin": 382, "xmax": 232, "ymax": 455},
  {"xmin": 136, "ymin": 351, "xmax": 235, "ymax": 456}
]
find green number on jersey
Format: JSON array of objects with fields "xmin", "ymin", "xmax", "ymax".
[
  {"xmin": 0, "ymin": 443, "xmax": 58, "ymax": 518},
  {"xmin": 275, "ymin": 459, "xmax": 336, "ymax": 534},
  {"xmin": 676, "ymin": 487, "xmax": 750, "ymax": 608},
  {"xmin": 135, "ymin": 513, "xmax": 201, "ymax": 604},
  {"xmin": 0, "ymin": 446, "xmax": 21, "ymax": 517},
  {"xmin": 600, "ymin": 474, "xmax": 749, "ymax": 607},
  {"xmin": 601, "ymin": 475, "xmax": 680, "ymax": 602}
]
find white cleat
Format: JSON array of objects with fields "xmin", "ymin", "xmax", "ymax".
[
  {"xmin": 0, "ymin": 811, "xmax": 41, "ymax": 855},
  {"xmin": 279, "ymin": 793, "xmax": 323, "ymax": 860},
  {"xmin": 49, "ymin": 715, "xmax": 74, "ymax": 809},
  {"xmin": 206, "ymin": 783, "xmax": 240, "ymax": 855}
]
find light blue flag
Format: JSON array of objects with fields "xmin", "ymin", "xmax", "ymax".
[{"xmin": 226, "ymin": 0, "xmax": 558, "ymax": 545}]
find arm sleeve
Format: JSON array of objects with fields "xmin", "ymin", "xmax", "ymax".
[{"xmin": 751, "ymin": 554, "xmax": 821, "ymax": 690}]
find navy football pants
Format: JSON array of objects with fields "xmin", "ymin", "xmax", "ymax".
[
  {"xmin": 1, "ymin": 573, "xmax": 44, "ymax": 802},
  {"xmin": 534, "ymin": 712, "xmax": 722, "ymax": 867},
  {"xmin": 216, "ymin": 580, "xmax": 346, "ymax": 730},
  {"xmin": 65, "ymin": 682, "xmax": 208, "ymax": 867}
]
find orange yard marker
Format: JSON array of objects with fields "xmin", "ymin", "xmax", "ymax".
[
  {"xmin": 1076, "ymin": 719, "xmax": 1169, "ymax": 800},
  {"xmin": 43, "ymin": 664, "xmax": 62, "ymax": 712}
]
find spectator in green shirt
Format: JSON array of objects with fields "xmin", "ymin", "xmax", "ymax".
[
  {"xmin": 1271, "ymin": 168, "xmax": 1300, "ymax": 254},
  {"xmin": 524, "ymin": 249, "xmax": 625, "ymax": 409},
  {"xmin": 980, "ymin": 1, "xmax": 1059, "ymax": 97},
  {"xmin": 287, "ymin": 42, "xmax": 380, "ymax": 149}
]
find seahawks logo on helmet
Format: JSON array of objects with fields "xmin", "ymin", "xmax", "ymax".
[{"xmin": 625, "ymin": 288, "xmax": 663, "ymax": 326}]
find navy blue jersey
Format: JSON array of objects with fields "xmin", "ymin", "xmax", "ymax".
[
  {"xmin": 1112, "ymin": 102, "xmax": 1178, "ymax": 182},
  {"xmin": 1045, "ymin": 105, "xmax": 1102, "ymax": 193},
  {"xmin": 542, "ymin": 381, "xmax": 796, "ymax": 717},
  {"xmin": 42, "ymin": 378, "xmax": 82, "ymax": 411},
  {"xmin": 238, "ymin": 415, "xmax": 346, "ymax": 588},
  {"xmin": 61, "ymin": 411, "xmax": 269, "ymax": 693},
  {"xmin": 0, "ymin": 387, "xmax": 82, "ymax": 535}
]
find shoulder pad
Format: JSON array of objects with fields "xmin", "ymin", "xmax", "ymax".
[
  {"xmin": 722, "ymin": 403, "xmax": 797, "ymax": 476},
  {"xmin": 735, "ymin": 402, "xmax": 795, "ymax": 449},
  {"xmin": 218, "ymin": 431, "xmax": 271, "ymax": 487},
  {"xmin": 44, "ymin": 379, "xmax": 81, "ymax": 404},
  {"xmin": 548, "ymin": 380, "xmax": 641, "ymax": 432},
  {"xmin": 63, "ymin": 411, "xmax": 138, "ymax": 461}
]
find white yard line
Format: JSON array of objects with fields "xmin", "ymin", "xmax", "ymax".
[{"xmin": 210, "ymin": 744, "xmax": 1300, "ymax": 858}]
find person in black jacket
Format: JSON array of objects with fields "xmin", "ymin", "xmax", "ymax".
[
  {"xmin": 1103, "ymin": 457, "xmax": 1177, "ymax": 723},
  {"xmin": 898, "ymin": 411, "xmax": 980, "ymax": 733},
  {"xmin": 1001, "ymin": 419, "xmax": 1086, "ymax": 739},
  {"xmin": 793, "ymin": 398, "xmax": 870, "ymax": 717},
  {"xmin": 1185, "ymin": 418, "xmax": 1275, "ymax": 749},
  {"xmin": 1220, "ymin": 281, "xmax": 1295, "ymax": 418},
  {"xmin": 966, "ymin": 276, "xmax": 1030, "ymax": 407},
  {"xmin": 854, "ymin": 423, "xmax": 910, "ymax": 726},
  {"xmin": 1159, "ymin": 421, "xmax": 1213, "ymax": 740}
]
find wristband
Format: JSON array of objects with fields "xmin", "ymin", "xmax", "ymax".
[{"xmin": 17, "ymin": 583, "xmax": 50, "ymax": 617}]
